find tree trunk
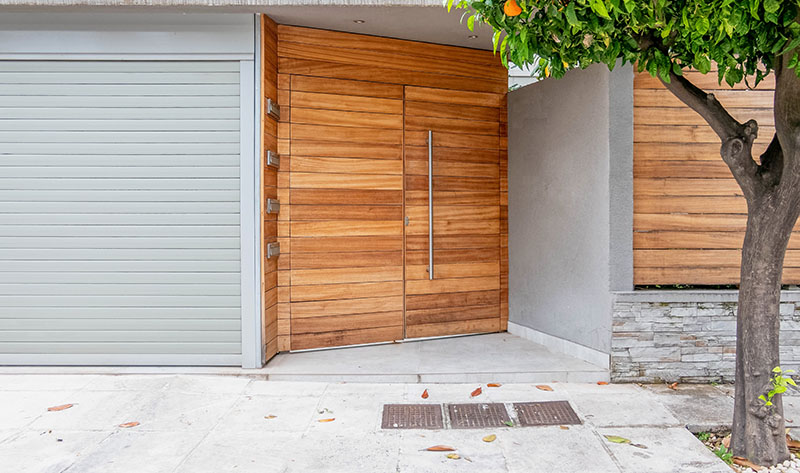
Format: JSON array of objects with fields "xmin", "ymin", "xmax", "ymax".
[
  {"xmin": 730, "ymin": 198, "xmax": 794, "ymax": 465},
  {"xmin": 729, "ymin": 51, "xmax": 800, "ymax": 466}
]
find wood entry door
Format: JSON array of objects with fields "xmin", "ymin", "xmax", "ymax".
[
  {"xmin": 277, "ymin": 24, "xmax": 508, "ymax": 351},
  {"xmin": 403, "ymin": 86, "xmax": 505, "ymax": 339}
]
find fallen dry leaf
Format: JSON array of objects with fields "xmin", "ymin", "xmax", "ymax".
[
  {"xmin": 559, "ymin": 425, "xmax": 569, "ymax": 430},
  {"xmin": 487, "ymin": 383, "xmax": 502, "ymax": 388},
  {"xmin": 786, "ymin": 434, "xmax": 800, "ymax": 449},
  {"xmin": 265, "ymin": 415, "xmax": 277, "ymax": 420},
  {"xmin": 597, "ymin": 381, "xmax": 609, "ymax": 385},
  {"xmin": 667, "ymin": 382, "xmax": 678, "ymax": 390},
  {"xmin": 536, "ymin": 385, "xmax": 553, "ymax": 392},
  {"xmin": 425, "ymin": 445, "xmax": 456, "ymax": 452},
  {"xmin": 318, "ymin": 418, "xmax": 335, "ymax": 423},
  {"xmin": 47, "ymin": 404, "xmax": 73, "ymax": 412},
  {"xmin": 470, "ymin": 387, "xmax": 482, "ymax": 397},
  {"xmin": 421, "ymin": 389, "xmax": 429, "ymax": 399},
  {"xmin": 733, "ymin": 457, "xmax": 760, "ymax": 469},
  {"xmin": 118, "ymin": 422, "xmax": 139, "ymax": 428},
  {"xmin": 482, "ymin": 434, "xmax": 496, "ymax": 443},
  {"xmin": 722, "ymin": 434, "xmax": 731, "ymax": 449},
  {"xmin": 446, "ymin": 453, "xmax": 460, "ymax": 460}
]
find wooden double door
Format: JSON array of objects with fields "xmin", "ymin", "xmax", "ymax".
[{"xmin": 276, "ymin": 26, "xmax": 508, "ymax": 351}]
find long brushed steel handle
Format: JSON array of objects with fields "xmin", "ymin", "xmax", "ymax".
[{"xmin": 428, "ymin": 130, "xmax": 434, "ymax": 281}]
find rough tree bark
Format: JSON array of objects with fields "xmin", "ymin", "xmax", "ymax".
[{"xmin": 659, "ymin": 51, "xmax": 800, "ymax": 465}]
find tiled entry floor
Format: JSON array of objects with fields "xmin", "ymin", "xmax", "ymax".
[{"xmin": 264, "ymin": 333, "xmax": 609, "ymax": 383}]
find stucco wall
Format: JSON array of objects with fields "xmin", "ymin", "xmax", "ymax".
[{"xmin": 508, "ymin": 64, "xmax": 633, "ymax": 354}]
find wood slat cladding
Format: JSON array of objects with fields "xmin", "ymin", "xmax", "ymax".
[
  {"xmin": 632, "ymin": 70, "xmax": 799, "ymax": 285},
  {"xmin": 262, "ymin": 16, "xmax": 280, "ymax": 361},
  {"xmin": 404, "ymin": 86, "xmax": 505, "ymax": 339},
  {"xmin": 271, "ymin": 24, "xmax": 507, "ymax": 350}
]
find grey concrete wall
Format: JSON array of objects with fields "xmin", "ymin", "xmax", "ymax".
[{"xmin": 508, "ymin": 64, "xmax": 633, "ymax": 354}]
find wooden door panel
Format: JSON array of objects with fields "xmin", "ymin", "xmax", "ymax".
[
  {"xmin": 286, "ymin": 63, "xmax": 405, "ymax": 351},
  {"xmin": 403, "ymin": 84, "xmax": 504, "ymax": 339}
]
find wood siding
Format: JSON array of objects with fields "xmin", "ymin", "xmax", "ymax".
[
  {"xmin": 268, "ymin": 23, "xmax": 508, "ymax": 351},
  {"xmin": 631, "ymin": 71, "xmax": 798, "ymax": 285},
  {"xmin": 262, "ymin": 17, "xmax": 279, "ymax": 361}
]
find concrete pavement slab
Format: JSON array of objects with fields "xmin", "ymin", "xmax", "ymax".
[
  {"xmin": 0, "ymin": 390, "xmax": 89, "ymax": 430},
  {"xmin": 481, "ymin": 383, "xmax": 570, "ymax": 403},
  {"xmin": 287, "ymin": 431, "xmax": 402, "ymax": 473},
  {"xmin": 213, "ymin": 394, "xmax": 320, "ymax": 433},
  {"xmin": 0, "ymin": 374, "xmax": 99, "ymax": 392},
  {"xmin": 498, "ymin": 424, "xmax": 622, "ymax": 473},
  {"xmin": 64, "ymin": 430, "xmax": 207, "ymax": 473},
  {"xmin": 0, "ymin": 429, "xmax": 110, "ymax": 473},
  {"xmin": 28, "ymin": 390, "xmax": 144, "ymax": 431},
  {"xmin": 118, "ymin": 390, "xmax": 239, "ymax": 432},
  {"xmin": 396, "ymin": 428, "xmax": 509, "ymax": 472},
  {"xmin": 82, "ymin": 374, "xmax": 252, "ymax": 394},
  {"xmin": 598, "ymin": 427, "xmax": 729, "ymax": 473},
  {"xmin": 0, "ymin": 375, "xmax": 741, "ymax": 473},
  {"xmin": 174, "ymin": 430, "xmax": 301, "ymax": 473},
  {"xmin": 642, "ymin": 384, "xmax": 734, "ymax": 430},
  {"xmin": 571, "ymin": 392, "xmax": 681, "ymax": 427},
  {"xmin": 244, "ymin": 379, "xmax": 328, "ymax": 397}
]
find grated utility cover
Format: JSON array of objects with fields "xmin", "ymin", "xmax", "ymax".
[
  {"xmin": 381, "ymin": 404, "xmax": 444, "ymax": 430},
  {"xmin": 447, "ymin": 403, "xmax": 511, "ymax": 429},
  {"xmin": 513, "ymin": 401, "xmax": 582, "ymax": 426}
]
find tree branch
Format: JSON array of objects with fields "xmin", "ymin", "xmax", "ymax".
[
  {"xmin": 660, "ymin": 71, "xmax": 743, "ymax": 140},
  {"xmin": 758, "ymin": 134, "xmax": 783, "ymax": 188},
  {"xmin": 660, "ymin": 71, "xmax": 761, "ymax": 198}
]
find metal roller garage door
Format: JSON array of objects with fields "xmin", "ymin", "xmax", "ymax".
[{"xmin": 0, "ymin": 60, "xmax": 243, "ymax": 365}]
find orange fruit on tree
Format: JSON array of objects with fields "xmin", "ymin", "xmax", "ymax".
[{"xmin": 504, "ymin": 0, "xmax": 523, "ymax": 17}]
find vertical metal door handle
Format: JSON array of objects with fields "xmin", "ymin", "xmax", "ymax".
[{"xmin": 428, "ymin": 130, "xmax": 434, "ymax": 280}]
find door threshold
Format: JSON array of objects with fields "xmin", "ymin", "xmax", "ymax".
[{"xmin": 288, "ymin": 331, "xmax": 498, "ymax": 354}]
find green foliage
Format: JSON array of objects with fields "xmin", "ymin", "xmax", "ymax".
[
  {"xmin": 696, "ymin": 431, "xmax": 711, "ymax": 442},
  {"xmin": 448, "ymin": 0, "xmax": 800, "ymax": 86},
  {"xmin": 713, "ymin": 444, "xmax": 734, "ymax": 465},
  {"xmin": 759, "ymin": 366, "xmax": 797, "ymax": 407}
]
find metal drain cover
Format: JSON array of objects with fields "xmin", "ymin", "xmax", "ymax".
[
  {"xmin": 448, "ymin": 403, "xmax": 510, "ymax": 429},
  {"xmin": 513, "ymin": 401, "xmax": 581, "ymax": 426},
  {"xmin": 381, "ymin": 404, "xmax": 443, "ymax": 429}
]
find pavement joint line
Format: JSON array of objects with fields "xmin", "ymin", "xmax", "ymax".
[
  {"xmin": 590, "ymin": 428, "xmax": 626, "ymax": 473},
  {"xmin": 168, "ymin": 389, "xmax": 244, "ymax": 473}
]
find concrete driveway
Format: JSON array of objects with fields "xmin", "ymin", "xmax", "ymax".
[{"xmin": 0, "ymin": 375, "xmax": 736, "ymax": 472}]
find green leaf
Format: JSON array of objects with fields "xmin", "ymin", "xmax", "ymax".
[
  {"xmin": 565, "ymin": 3, "xmax": 581, "ymax": 28},
  {"xmin": 787, "ymin": 378, "xmax": 797, "ymax": 386},
  {"xmin": 503, "ymin": 420, "xmax": 514, "ymax": 427},
  {"xmin": 695, "ymin": 17, "xmax": 710, "ymax": 35},
  {"xmin": 622, "ymin": 0, "xmax": 635, "ymax": 13},
  {"xmin": 672, "ymin": 62, "xmax": 684, "ymax": 76},
  {"xmin": 604, "ymin": 435, "xmax": 632, "ymax": 444},
  {"xmin": 590, "ymin": 0, "xmax": 611, "ymax": 20},
  {"xmin": 467, "ymin": 15, "xmax": 475, "ymax": 31},
  {"xmin": 695, "ymin": 54, "xmax": 712, "ymax": 74},
  {"xmin": 774, "ymin": 366, "xmax": 782, "ymax": 373},
  {"xmin": 750, "ymin": 0, "xmax": 761, "ymax": 20},
  {"xmin": 446, "ymin": 0, "xmax": 455, "ymax": 12},
  {"xmin": 764, "ymin": 0, "xmax": 781, "ymax": 14}
]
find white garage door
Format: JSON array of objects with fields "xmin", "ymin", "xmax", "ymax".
[{"xmin": 0, "ymin": 60, "xmax": 243, "ymax": 365}]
